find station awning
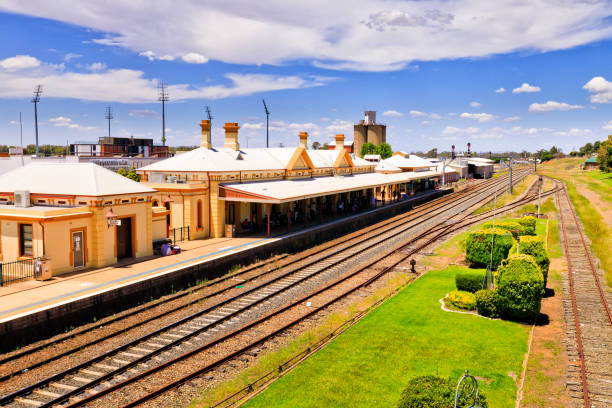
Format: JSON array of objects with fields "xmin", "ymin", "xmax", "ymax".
[{"xmin": 219, "ymin": 171, "xmax": 441, "ymax": 203}]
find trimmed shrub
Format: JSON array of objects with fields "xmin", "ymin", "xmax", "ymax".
[
  {"xmin": 397, "ymin": 375, "xmax": 488, "ymax": 408},
  {"xmin": 518, "ymin": 236, "xmax": 550, "ymax": 286},
  {"xmin": 455, "ymin": 270, "xmax": 486, "ymax": 293},
  {"xmin": 496, "ymin": 254, "xmax": 544, "ymax": 322},
  {"xmin": 483, "ymin": 221, "xmax": 523, "ymax": 238},
  {"xmin": 447, "ymin": 290, "xmax": 476, "ymax": 310},
  {"xmin": 465, "ymin": 228, "xmax": 514, "ymax": 268},
  {"xmin": 475, "ymin": 289, "xmax": 498, "ymax": 318},
  {"xmin": 519, "ymin": 216, "xmax": 537, "ymax": 236}
]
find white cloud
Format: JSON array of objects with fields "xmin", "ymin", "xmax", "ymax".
[
  {"xmin": 495, "ymin": 87, "xmax": 506, "ymax": 93},
  {"xmin": 48, "ymin": 116, "xmax": 95, "ymax": 131},
  {"xmin": 504, "ymin": 116, "xmax": 521, "ymax": 122},
  {"xmin": 0, "ymin": 55, "xmax": 41, "ymax": 71},
  {"xmin": 528, "ymin": 101, "xmax": 583, "ymax": 112},
  {"xmin": 460, "ymin": 112, "xmax": 495, "ymax": 122},
  {"xmin": 129, "ymin": 109, "xmax": 157, "ymax": 117},
  {"xmin": 325, "ymin": 119, "xmax": 353, "ymax": 134},
  {"xmin": 429, "ymin": 113, "xmax": 441, "ymax": 119},
  {"xmin": 603, "ymin": 120, "xmax": 612, "ymax": 131},
  {"xmin": 63, "ymin": 53, "xmax": 82, "ymax": 61},
  {"xmin": 139, "ymin": 50, "xmax": 175, "ymax": 61},
  {"xmin": 409, "ymin": 110, "xmax": 426, "ymax": 117},
  {"xmin": 553, "ymin": 128, "xmax": 592, "ymax": 136},
  {"xmin": 182, "ymin": 52, "xmax": 208, "ymax": 64},
  {"xmin": 442, "ymin": 126, "xmax": 480, "ymax": 135},
  {"xmin": 0, "ymin": 55, "xmax": 335, "ymax": 102},
  {"xmin": 469, "ymin": 101, "xmax": 481, "ymax": 107},
  {"xmin": 421, "ymin": 120, "xmax": 432, "ymax": 125},
  {"xmin": 242, "ymin": 122, "xmax": 265, "ymax": 130},
  {"xmin": 3, "ymin": 1, "xmax": 610, "ymax": 72},
  {"xmin": 583, "ymin": 76, "xmax": 612, "ymax": 103},
  {"xmin": 86, "ymin": 62, "xmax": 107, "ymax": 72},
  {"xmin": 383, "ymin": 110, "xmax": 403, "ymax": 117},
  {"xmin": 512, "ymin": 83, "xmax": 541, "ymax": 93}
]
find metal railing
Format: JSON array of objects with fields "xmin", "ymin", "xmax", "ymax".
[
  {"xmin": 170, "ymin": 226, "xmax": 190, "ymax": 244},
  {"xmin": 0, "ymin": 257, "xmax": 43, "ymax": 287}
]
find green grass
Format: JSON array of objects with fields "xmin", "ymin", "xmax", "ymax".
[{"xmin": 244, "ymin": 266, "xmax": 530, "ymax": 408}]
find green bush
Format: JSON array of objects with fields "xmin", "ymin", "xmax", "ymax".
[
  {"xmin": 483, "ymin": 221, "xmax": 523, "ymax": 238},
  {"xmin": 465, "ymin": 228, "xmax": 514, "ymax": 268},
  {"xmin": 519, "ymin": 216, "xmax": 537, "ymax": 236},
  {"xmin": 447, "ymin": 290, "xmax": 476, "ymax": 310},
  {"xmin": 518, "ymin": 236, "xmax": 550, "ymax": 286},
  {"xmin": 475, "ymin": 289, "xmax": 499, "ymax": 318},
  {"xmin": 397, "ymin": 375, "xmax": 488, "ymax": 408},
  {"xmin": 455, "ymin": 270, "xmax": 486, "ymax": 293},
  {"xmin": 496, "ymin": 254, "xmax": 544, "ymax": 322}
]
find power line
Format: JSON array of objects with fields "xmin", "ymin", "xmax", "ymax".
[
  {"xmin": 31, "ymin": 85, "xmax": 43, "ymax": 157},
  {"xmin": 158, "ymin": 81, "xmax": 169, "ymax": 146}
]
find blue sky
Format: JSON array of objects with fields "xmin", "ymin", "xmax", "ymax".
[{"xmin": 0, "ymin": 1, "xmax": 611, "ymax": 154}]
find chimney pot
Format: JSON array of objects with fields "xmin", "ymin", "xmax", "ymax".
[
  {"xmin": 335, "ymin": 134, "xmax": 345, "ymax": 151},
  {"xmin": 200, "ymin": 120, "xmax": 212, "ymax": 149},
  {"xmin": 223, "ymin": 122, "xmax": 241, "ymax": 151},
  {"xmin": 299, "ymin": 132, "xmax": 308, "ymax": 148}
]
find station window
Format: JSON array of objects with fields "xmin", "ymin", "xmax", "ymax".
[
  {"xmin": 121, "ymin": 199, "xmax": 129, "ymax": 203},
  {"xmin": 58, "ymin": 200, "xmax": 66, "ymax": 204},
  {"xmin": 78, "ymin": 201, "xmax": 87, "ymax": 205},
  {"xmin": 197, "ymin": 200, "xmax": 203, "ymax": 229},
  {"xmin": 19, "ymin": 224, "xmax": 33, "ymax": 257}
]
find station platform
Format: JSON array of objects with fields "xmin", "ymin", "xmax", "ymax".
[{"xmin": 0, "ymin": 188, "xmax": 451, "ymax": 350}]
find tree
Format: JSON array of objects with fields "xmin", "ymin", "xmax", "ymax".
[
  {"xmin": 117, "ymin": 167, "xmax": 141, "ymax": 182},
  {"xmin": 360, "ymin": 142, "xmax": 377, "ymax": 157},
  {"xmin": 597, "ymin": 135, "xmax": 612, "ymax": 172},
  {"xmin": 425, "ymin": 148, "xmax": 438, "ymax": 158},
  {"xmin": 311, "ymin": 141, "xmax": 321, "ymax": 150},
  {"xmin": 549, "ymin": 146, "xmax": 559, "ymax": 155},
  {"xmin": 376, "ymin": 142, "xmax": 393, "ymax": 159}
]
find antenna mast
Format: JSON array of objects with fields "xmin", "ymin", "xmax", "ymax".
[
  {"xmin": 205, "ymin": 105, "xmax": 213, "ymax": 129},
  {"xmin": 105, "ymin": 106, "xmax": 113, "ymax": 138},
  {"xmin": 31, "ymin": 85, "xmax": 43, "ymax": 157},
  {"xmin": 158, "ymin": 81, "xmax": 169, "ymax": 146},
  {"xmin": 262, "ymin": 99, "xmax": 270, "ymax": 148}
]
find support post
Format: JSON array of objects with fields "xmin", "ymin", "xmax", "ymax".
[{"xmin": 267, "ymin": 203, "xmax": 271, "ymax": 237}]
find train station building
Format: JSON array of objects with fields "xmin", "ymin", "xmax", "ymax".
[
  {"xmin": 0, "ymin": 163, "xmax": 163, "ymax": 275},
  {"xmin": 137, "ymin": 120, "xmax": 447, "ymax": 239}
]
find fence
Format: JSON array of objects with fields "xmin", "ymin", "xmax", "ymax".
[
  {"xmin": 0, "ymin": 257, "xmax": 43, "ymax": 287},
  {"xmin": 170, "ymin": 226, "xmax": 190, "ymax": 244}
]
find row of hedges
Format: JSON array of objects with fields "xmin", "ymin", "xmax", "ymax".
[
  {"xmin": 465, "ymin": 228, "xmax": 514, "ymax": 268},
  {"xmin": 482, "ymin": 215, "xmax": 536, "ymax": 238},
  {"xmin": 455, "ymin": 270, "xmax": 486, "ymax": 293}
]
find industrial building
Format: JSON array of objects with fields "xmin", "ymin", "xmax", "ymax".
[
  {"xmin": 353, "ymin": 111, "xmax": 386, "ymax": 155},
  {"xmin": 0, "ymin": 163, "xmax": 164, "ymax": 275},
  {"xmin": 137, "ymin": 120, "xmax": 445, "ymax": 240},
  {"xmin": 70, "ymin": 136, "xmax": 170, "ymax": 158}
]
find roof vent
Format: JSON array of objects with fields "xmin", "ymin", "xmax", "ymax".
[{"xmin": 14, "ymin": 190, "xmax": 31, "ymax": 208}]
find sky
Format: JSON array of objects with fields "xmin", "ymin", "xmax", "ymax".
[{"xmin": 0, "ymin": 1, "xmax": 611, "ymax": 154}]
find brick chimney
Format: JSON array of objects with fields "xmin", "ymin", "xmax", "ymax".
[
  {"xmin": 299, "ymin": 132, "xmax": 308, "ymax": 148},
  {"xmin": 335, "ymin": 134, "xmax": 345, "ymax": 151},
  {"xmin": 200, "ymin": 120, "xmax": 212, "ymax": 149},
  {"xmin": 223, "ymin": 122, "xmax": 240, "ymax": 151}
]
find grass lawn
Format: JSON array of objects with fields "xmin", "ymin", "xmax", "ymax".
[{"xmin": 244, "ymin": 265, "xmax": 530, "ymax": 408}]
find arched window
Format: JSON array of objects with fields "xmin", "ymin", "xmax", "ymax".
[
  {"xmin": 152, "ymin": 200, "xmax": 159, "ymax": 207},
  {"xmin": 197, "ymin": 200, "xmax": 203, "ymax": 229}
]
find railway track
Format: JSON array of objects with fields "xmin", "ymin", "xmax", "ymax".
[
  {"xmin": 556, "ymin": 182, "xmax": 612, "ymax": 408},
  {"xmin": 0, "ymin": 169, "xmax": 533, "ymax": 407}
]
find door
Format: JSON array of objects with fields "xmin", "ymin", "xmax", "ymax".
[
  {"xmin": 116, "ymin": 217, "xmax": 133, "ymax": 259},
  {"xmin": 72, "ymin": 231, "xmax": 85, "ymax": 268}
]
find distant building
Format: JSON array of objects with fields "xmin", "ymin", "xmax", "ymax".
[
  {"xmin": 354, "ymin": 111, "xmax": 386, "ymax": 156},
  {"xmin": 327, "ymin": 137, "xmax": 354, "ymax": 153},
  {"xmin": 584, "ymin": 157, "xmax": 598, "ymax": 170},
  {"xmin": 70, "ymin": 136, "xmax": 170, "ymax": 158}
]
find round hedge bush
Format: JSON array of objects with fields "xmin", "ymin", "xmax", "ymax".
[
  {"xmin": 397, "ymin": 375, "xmax": 488, "ymax": 408},
  {"xmin": 519, "ymin": 216, "xmax": 537, "ymax": 236},
  {"xmin": 483, "ymin": 221, "xmax": 523, "ymax": 238},
  {"xmin": 496, "ymin": 254, "xmax": 544, "ymax": 322},
  {"xmin": 475, "ymin": 289, "xmax": 498, "ymax": 318},
  {"xmin": 465, "ymin": 228, "xmax": 514, "ymax": 268},
  {"xmin": 447, "ymin": 290, "xmax": 476, "ymax": 310},
  {"xmin": 455, "ymin": 270, "xmax": 486, "ymax": 293},
  {"xmin": 518, "ymin": 236, "xmax": 550, "ymax": 286}
]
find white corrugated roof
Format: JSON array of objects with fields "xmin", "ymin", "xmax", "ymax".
[
  {"xmin": 383, "ymin": 154, "xmax": 434, "ymax": 169},
  {"xmin": 221, "ymin": 171, "xmax": 441, "ymax": 203},
  {"xmin": 0, "ymin": 162, "xmax": 155, "ymax": 196},
  {"xmin": 351, "ymin": 155, "xmax": 375, "ymax": 166},
  {"xmin": 375, "ymin": 160, "xmax": 401, "ymax": 173}
]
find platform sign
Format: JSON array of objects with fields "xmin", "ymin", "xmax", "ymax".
[{"xmin": 108, "ymin": 219, "xmax": 122, "ymax": 226}]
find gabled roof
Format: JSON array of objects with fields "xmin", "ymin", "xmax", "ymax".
[
  {"xmin": 384, "ymin": 154, "xmax": 434, "ymax": 169},
  {"xmin": 0, "ymin": 163, "xmax": 155, "ymax": 196},
  {"xmin": 375, "ymin": 160, "xmax": 402, "ymax": 173},
  {"xmin": 585, "ymin": 157, "xmax": 598, "ymax": 163}
]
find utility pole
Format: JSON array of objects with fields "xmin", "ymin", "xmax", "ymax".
[
  {"xmin": 31, "ymin": 85, "xmax": 42, "ymax": 157},
  {"xmin": 105, "ymin": 106, "xmax": 113, "ymax": 138},
  {"xmin": 508, "ymin": 156, "xmax": 513, "ymax": 194},
  {"xmin": 262, "ymin": 99, "xmax": 270, "ymax": 148},
  {"xmin": 158, "ymin": 81, "xmax": 169, "ymax": 146},
  {"xmin": 537, "ymin": 176, "xmax": 543, "ymax": 218}
]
